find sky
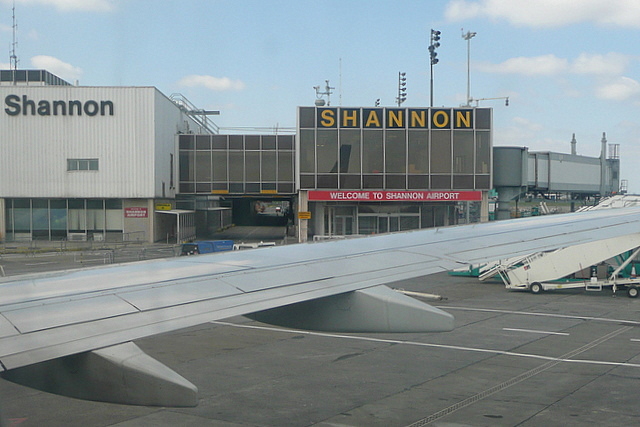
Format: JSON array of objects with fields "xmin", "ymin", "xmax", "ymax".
[{"xmin": 1, "ymin": 0, "xmax": 639, "ymax": 192}]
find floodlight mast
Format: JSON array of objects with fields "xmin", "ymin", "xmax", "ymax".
[
  {"xmin": 429, "ymin": 29, "xmax": 441, "ymax": 107},
  {"xmin": 462, "ymin": 29, "xmax": 476, "ymax": 107}
]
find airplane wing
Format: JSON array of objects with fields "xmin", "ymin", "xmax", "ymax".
[{"xmin": 2, "ymin": 206, "xmax": 640, "ymax": 406}]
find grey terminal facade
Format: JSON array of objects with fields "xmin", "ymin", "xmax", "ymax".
[{"xmin": 296, "ymin": 106, "xmax": 492, "ymax": 241}]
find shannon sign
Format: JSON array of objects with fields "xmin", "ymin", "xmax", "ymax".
[
  {"xmin": 4, "ymin": 94, "xmax": 114, "ymax": 116},
  {"xmin": 308, "ymin": 190, "xmax": 482, "ymax": 202}
]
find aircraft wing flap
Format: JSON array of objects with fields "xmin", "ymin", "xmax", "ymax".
[
  {"xmin": 224, "ymin": 250, "xmax": 439, "ymax": 293},
  {"xmin": 0, "ymin": 315, "xmax": 17, "ymax": 339},
  {"xmin": 3, "ymin": 295, "xmax": 138, "ymax": 334},
  {"xmin": 118, "ymin": 278, "xmax": 242, "ymax": 311}
]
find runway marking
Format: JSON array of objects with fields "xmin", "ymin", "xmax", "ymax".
[
  {"xmin": 503, "ymin": 328, "xmax": 569, "ymax": 336},
  {"xmin": 406, "ymin": 325, "xmax": 633, "ymax": 426},
  {"xmin": 211, "ymin": 321, "xmax": 640, "ymax": 369},
  {"xmin": 440, "ymin": 305, "xmax": 640, "ymax": 326}
]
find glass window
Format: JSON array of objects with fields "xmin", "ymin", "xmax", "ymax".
[
  {"xmin": 105, "ymin": 199, "xmax": 122, "ymax": 209},
  {"xmin": 299, "ymin": 107, "xmax": 316, "ymax": 128},
  {"xmin": 363, "ymin": 175, "xmax": 383, "ymax": 189},
  {"xmin": 475, "ymin": 108, "xmax": 491, "ymax": 129},
  {"xmin": 246, "ymin": 152, "xmax": 260, "ymax": 181},
  {"xmin": 385, "ymin": 130, "xmax": 406, "ymax": 174},
  {"xmin": 476, "ymin": 131, "xmax": 491, "ymax": 174},
  {"xmin": 278, "ymin": 135, "xmax": 294, "ymax": 150},
  {"xmin": 300, "ymin": 174, "xmax": 315, "ymax": 188},
  {"xmin": 229, "ymin": 152, "xmax": 244, "ymax": 181},
  {"xmin": 262, "ymin": 151, "xmax": 277, "ymax": 181},
  {"xmin": 431, "ymin": 130, "xmax": 451, "ymax": 173},
  {"xmin": 50, "ymin": 199, "xmax": 67, "ymax": 232},
  {"xmin": 229, "ymin": 135, "xmax": 243, "ymax": 150},
  {"xmin": 179, "ymin": 151, "xmax": 194, "ymax": 181},
  {"xmin": 339, "ymin": 130, "xmax": 360, "ymax": 173},
  {"xmin": 212, "ymin": 151, "xmax": 227, "ymax": 181},
  {"xmin": 476, "ymin": 175, "xmax": 491, "ymax": 189},
  {"xmin": 212, "ymin": 135, "xmax": 227, "ymax": 149},
  {"xmin": 278, "ymin": 151, "xmax": 293, "ymax": 182},
  {"xmin": 362, "ymin": 130, "xmax": 383, "ymax": 173},
  {"xmin": 408, "ymin": 130, "xmax": 429, "ymax": 174},
  {"xmin": 263, "ymin": 136, "xmax": 276, "ymax": 150},
  {"xmin": 453, "ymin": 131, "xmax": 474, "ymax": 173},
  {"xmin": 229, "ymin": 183, "xmax": 244, "ymax": 193},
  {"xmin": 339, "ymin": 175, "xmax": 361, "ymax": 189},
  {"xmin": 195, "ymin": 151, "xmax": 212, "ymax": 181},
  {"xmin": 431, "ymin": 175, "xmax": 451, "ymax": 189},
  {"xmin": 453, "ymin": 175, "xmax": 474, "ymax": 189},
  {"xmin": 179, "ymin": 134, "xmax": 194, "ymax": 150},
  {"xmin": 317, "ymin": 130, "xmax": 338, "ymax": 173},
  {"xmin": 386, "ymin": 175, "xmax": 406, "ymax": 189},
  {"xmin": 245, "ymin": 135, "xmax": 260, "ymax": 150},
  {"xmin": 317, "ymin": 174, "xmax": 338, "ymax": 188},
  {"xmin": 299, "ymin": 129, "xmax": 315, "ymax": 173},
  {"xmin": 408, "ymin": 175, "xmax": 428, "ymax": 189},
  {"xmin": 196, "ymin": 183, "xmax": 211, "ymax": 193},
  {"xmin": 196, "ymin": 135, "xmax": 211, "ymax": 150}
]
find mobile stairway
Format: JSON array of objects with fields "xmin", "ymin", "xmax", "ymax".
[{"xmin": 479, "ymin": 233, "xmax": 640, "ymax": 298}]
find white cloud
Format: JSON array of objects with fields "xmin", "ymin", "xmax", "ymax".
[
  {"xmin": 445, "ymin": 0, "xmax": 640, "ymax": 28},
  {"xmin": 477, "ymin": 53, "xmax": 632, "ymax": 77},
  {"xmin": 30, "ymin": 55, "xmax": 82, "ymax": 81},
  {"xmin": 476, "ymin": 54, "xmax": 569, "ymax": 76},
  {"xmin": 570, "ymin": 53, "xmax": 630, "ymax": 75},
  {"xmin": 595, "ymin": 76, "xmax": 640, "ymax": 101},
  {"xmin": 5, "ymin": 0, "xmax": 115, "ymax": 12},
  {"xmin": 178, "ymin": 75, "xmax": 245, "ymax": 91}
]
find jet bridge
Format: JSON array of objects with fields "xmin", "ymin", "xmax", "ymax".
[{"xmin": 480, "ymin": 233, "xmax": 640, "ymax": 297}]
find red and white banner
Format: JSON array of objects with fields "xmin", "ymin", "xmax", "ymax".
[
  {"xmin": 124, "ymin": 207, "xmax": 148, "ymax": 218},
  {"xmin": 308, "ymin": 190, "xmax": 482, "ymax": 202}
]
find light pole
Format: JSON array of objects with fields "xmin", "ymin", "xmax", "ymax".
[
  {"xmin": 396, "ymin": 72, "xmax": 407, "ymax": 107},
  {"xmin": 462, "ymin": 30, "xmax": 476, "ymax": 107},
  {"xmin": 429, "ymin": 29, "xmax": 441, "ymax": 107}
]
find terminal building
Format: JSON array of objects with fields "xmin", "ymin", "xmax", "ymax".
[
  {"xmin": 0, "ymin": 70, "xmax": 208, "ymax": 243},
  {"xmin": 0, "ymin": 70, "xmax": 622, "ymax": 244}
]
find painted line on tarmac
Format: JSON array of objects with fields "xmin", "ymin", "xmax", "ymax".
[
  {"xmin": 440, "ymin": 305, "xmax": 640, "ymax": 326},
  {"xmin": 211, "ymin": 321, "xmax": 640, "ymax": 369},
  {"xmin": 503, "ymin": 327, "xmax": 569, "ymax": 336}
]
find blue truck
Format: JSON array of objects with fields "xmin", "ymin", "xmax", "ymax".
[{"xmin": 180, "ymin": 240, "xmax": 234, "ymax": 256}]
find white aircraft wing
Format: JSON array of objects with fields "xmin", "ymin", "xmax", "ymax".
[{"xmin": 1, "ymin": 206, "xmax": 640, "ymax": 406}]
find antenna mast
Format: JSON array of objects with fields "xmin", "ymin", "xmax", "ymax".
[{"xmin": 10, "ymin": 1, "xmax": 19, "ymax": 74}]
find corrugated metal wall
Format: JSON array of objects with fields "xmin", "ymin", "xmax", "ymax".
[{"xmin": 0, "ymin": 86, "xmax": 191, "ymax": 199}]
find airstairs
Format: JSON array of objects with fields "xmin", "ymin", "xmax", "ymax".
[{"xmin": 480, "ymin": 233, "xmax": 640, "ymax": 298}]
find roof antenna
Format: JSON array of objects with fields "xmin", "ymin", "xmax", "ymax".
[{"xmin": 10, "ymin": 0, "xmax": 19, "ymax": 81}]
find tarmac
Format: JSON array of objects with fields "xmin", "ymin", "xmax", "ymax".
[{"xmin": 2, "ymin": 228, "xmax": 640, "ymax": 426}]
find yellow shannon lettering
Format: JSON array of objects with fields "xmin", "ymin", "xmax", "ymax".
[
  {"xmin": 410, "ymin": 110, "xmax": 427, "ymax": 128},
  {"xmin": 432, "ymin": 110, "xmax": 450, "ymax": 128},
  {"xmin": 387, "ymin": 110, "xmax": 404, "ymax": 127},
  {"xmin": 364, "ymin": 110, "xmax": 381, "ymax": 127},
  {"xmin": 455, "ymin": 110, "xmax": 471, "ymax": 128},
  {"xmin": 342, "ymin": 109, "xmax": 358, "ymax": 127},
  {"xmin": 320, "ymin": 109, "xmax": 336, "ymax": 127}
]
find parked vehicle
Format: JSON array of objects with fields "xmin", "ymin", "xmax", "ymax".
[{"xmin": 180, "ymin": 240, "xmax": 234, "ymax": 256}]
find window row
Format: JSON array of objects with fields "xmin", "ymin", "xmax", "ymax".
[
  {"xmin": 67, "ymin": 158, "xmax": 99, "ymax": 171},
  {"xmin": 4, "ymin": 198, "xmax": 123, "ymax": 241},
  {"xmin": 179, "ymin": 150, "xmax": 295, "ymax": 187},
  {"xmin": 178, "ymin": 134, "xmax": 295, "ymax": 151},
  {"xmin": 179, "ymin": 182, "xmax": 295, "ymax": 194},
  {"xmin": 299, "ymin": 129, "xmax": 491, "ymax": 190},
  {"xmin": 300, "ymin": 174, "xmax": 490, "ymax": 190}
]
